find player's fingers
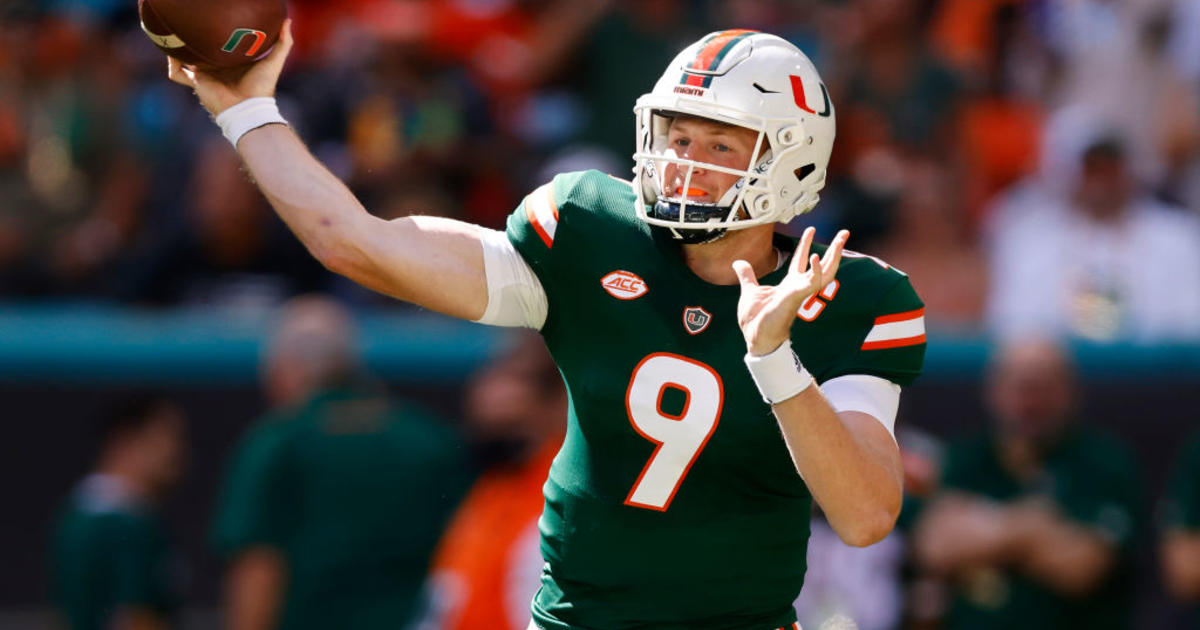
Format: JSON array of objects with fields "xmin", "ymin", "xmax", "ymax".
[
  {"xmin": 265, "ymin": 19, "xmax": 294, "ymax": 66},
  {"xmin": 731, "ymin": 259, "xmax": 759, "ymax": 288},
  {"xmin": 821, "ymin": 229, "xmax": 849, "ymax": 278},
  {"xmin": 791, "ymin": 226, "xmax": 815, "ymax": 274},
  {"xmin": 809, "ymin": 253, "xmax": 822, "ymax": 288},
  {"xmin": 786, "ymin": 253, "xmax": 822, "ymax": 307},
  {"xmin": 166, "ymin": 56, "xmax": 195, "ymax": 88}
]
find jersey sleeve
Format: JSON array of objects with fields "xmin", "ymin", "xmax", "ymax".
[
  {"xmin": 210, "ymin": 420, "xmax": 296, "ymax": 555},
  {"xmin": 505, "ymin": 170, "xmax": 618, "ymax": 332},
  {"xmin": 506, "ymin": 176, "xmax": 570, "ymax": 288},
  {"xmin": 828, "ymin": 274, "xmax": 927, "ymax": 386}
]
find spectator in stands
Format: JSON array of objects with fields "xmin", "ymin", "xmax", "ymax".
[
  {"xmin": 210, "ymin": 295, "xmax": 470, "ymax": 630},
  {"xmin": 1161, "ymin": 429, "xmax": 1200, "ymax": 604},
  {"xmin": 874, "ymin": 157, "xmax": 987, "ymax": 331},
  {"xmin": 817, "ymin": 0, "xmax": 964, "ymax": 250},
  {"xmin": 51, "ymin": 395, "xmax": 189, "ymax": 630},
  {"xmin": 913, "ymin": 339, "xmax": 1139, "ymax": 630},
  {"xmin": 0, "ymin": 16, "xmax": 156, "ymax": 297},
  {"xmin": 933, "ymin": 1, "xmax": 1045, "ymax": 222},
  {"xmin": 576, "ymin": 0, "xmax": 702, "ymax": 162},
  {"xmin": 121, "ymin": 139, "xmax": 331, "ymax": 306},
  {"xmin": 414, "ymin": 331, "xmax": 566, "ymax": 630},
  {"xmin": 985, "ymin": 122, "xmax": 1200, "ymax": 342},
  {"xmin": 1039, "ymin": 0, "xmax": 1198, "ymax": 191}
]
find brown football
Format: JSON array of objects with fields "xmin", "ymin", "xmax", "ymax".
[{"xmin": 138, "ymin": 0, "xmax": 286, "ymax": 69}]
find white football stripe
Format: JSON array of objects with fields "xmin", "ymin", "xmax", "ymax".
[
  {"xmin": 528, "ymin": 184, "xmax": 558, "ymax": 242},
  {"xmin": 864, "ymin": 316, "xmax": 925, "ymax": 342},
  {"xmin": 140, "ymin": 21, "xmax": 186, "ymax": 48}
]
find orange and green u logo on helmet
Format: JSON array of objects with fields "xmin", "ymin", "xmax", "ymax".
[
  {"xmin": 222, "ymin": 28, "xmax": 267, "ymax": 56},
  {"xmin": 678, "ymin": 29, "xmax": 757, "ymax": 89}
]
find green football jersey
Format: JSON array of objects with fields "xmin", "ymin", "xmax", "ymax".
[
  {"xmin": 51, "ymin": 476, "xmax": 181, "ymax": 630},
  {"xmin": 211, "ymin": 387, "xmax": 471, "ymax": 630},
  {"xmin": 938, "ymin": 428, "xmax": 1139, "ymax": 630},
  {"xmin": 507, "ymin": 170, "xmax": 926, "ymax": 630}
]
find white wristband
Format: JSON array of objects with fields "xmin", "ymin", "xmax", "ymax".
[
  {"xmin": 214, "ymin": 97, "xmax": 287, "ymax": 147},
  {"xmin": 744, "ymin": 339, "xmax": 814, "ymax": 405}
]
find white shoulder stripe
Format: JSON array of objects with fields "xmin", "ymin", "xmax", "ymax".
[
  {"xmin": 861, "ymin": 308, "xmax": 926, "ymax": 350},
  {"xmin": 525, "ymin": 183, "xmax": 558, "ymax": 247}
]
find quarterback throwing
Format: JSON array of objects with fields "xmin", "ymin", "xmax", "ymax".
[{"xmin": 169, "ymin": 23, "xmax": 925, "ymax": 630}]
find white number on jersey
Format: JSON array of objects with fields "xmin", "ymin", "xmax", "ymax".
[{"xmin": 624, "ymin": 353, "xmax": 723, "ymax": 511}]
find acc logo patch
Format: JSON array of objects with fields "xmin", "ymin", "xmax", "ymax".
[
  {"xmin": 682, "ymin": 306, "xmax": 712, "ymax": 335},
  {"xmin": 601, "ymin": 270, "xmax": 648, "ymax": 300}
]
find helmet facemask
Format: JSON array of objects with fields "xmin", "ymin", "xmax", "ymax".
[
  {"xmin": 634, "ymin": 105, "xmax": 824, "ymax": 243},
  {"xmin": 630, "ymin": 31, "xmax": 835, "ymax": 242},
  {"xmin": 635, "ymin": 110, "xmax": 773, "ymax": 243}
]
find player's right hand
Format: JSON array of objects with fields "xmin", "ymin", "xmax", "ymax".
[
  {"xmin": 167, "ymin": 18, "xmax": 293, "ymax": 117},
  {"xmin": 732, "ymin": 226, "xmax": 848, "ymax": 357}
]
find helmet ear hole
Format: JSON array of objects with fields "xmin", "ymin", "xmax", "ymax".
[{"xmin": 794, "ymin": 164, "xmax": 815, "ymax": 183}]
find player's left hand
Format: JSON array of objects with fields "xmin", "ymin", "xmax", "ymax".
[{"xmin": 732, "ymin": 227, "xmax": 848, "ymax": 356}]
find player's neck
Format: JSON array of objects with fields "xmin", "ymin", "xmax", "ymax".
[{"xmin": 681, "ymin": 226, "xmax": 778, "ymax": 285}]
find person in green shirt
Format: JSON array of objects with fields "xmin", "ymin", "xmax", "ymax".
[
  {"xmin": 210, "ymin": 295, "xmax": 469, "ymax": 630},
  {"xmin": 914, "ymin": 339, "xmax": 1139, "ymax": 630},
  {"xmin": 1161, "ymin": 429, "xmax": 1200, "ymax": 605},
  {"xmin": 51, "ymin": 396, "xmax": 189, "ymax": 630}
]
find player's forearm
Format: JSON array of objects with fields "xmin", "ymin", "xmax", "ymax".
[
  {"xmin": 773, "ymin": 387, "xmax": 902, "ymax": 546},
  {"xmin": 236, "ymin": 124, "xmax": 374, "ymax": 271},
  {"xmin": 234, "ymin": 125, "xmax": 488, "ymax": 318}
]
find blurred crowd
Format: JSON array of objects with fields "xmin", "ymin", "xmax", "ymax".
[
  {"xmin": 9, "ymin": 0, "xmax": 1200, "ymax": 628},
  {"xmin": 47, "ymin": 295, "xmax": 1200, "ymax": 630},
  {"xmin": 1, "ymin": 0, "xmax": 1199, "ymax": 341}
]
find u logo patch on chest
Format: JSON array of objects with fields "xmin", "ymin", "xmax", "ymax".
[
  {"xmin": 683, "ymin": 306, "xmax": 712, "ymax": 335},
  {"xmin": 601, "ymin": 270, "xmax": 648, "ymax": 300}
]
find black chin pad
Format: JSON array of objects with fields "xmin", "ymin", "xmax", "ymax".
[
  {"xmin": 650, "ymin": 224, "xmax": 727, "ymax": 244},
  {"xmin": 651, "ymin": 200, "xmax": 731, "ymax": 243},
  {"xmin": 652, "ymin": 199, "xmax": 729, "ymax": 223}
]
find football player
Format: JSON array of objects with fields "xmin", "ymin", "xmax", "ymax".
[{"xmin": 169, "ymin": 23, "xmax": 925, "ymax": 630}]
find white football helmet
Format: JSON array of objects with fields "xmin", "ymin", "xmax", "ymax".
[{"xmin": 633, "ymin": 30, "xmax": 836, "ymax": 243}]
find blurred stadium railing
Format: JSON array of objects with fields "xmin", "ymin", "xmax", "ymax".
[{"xmin": 1, "ymin": 304, "xmax": 1198, "ymax": 384}]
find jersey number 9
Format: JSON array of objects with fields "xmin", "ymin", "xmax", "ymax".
[{"xmin": 624, "ymin": 353, "xmax": 724, "ymax": 511}]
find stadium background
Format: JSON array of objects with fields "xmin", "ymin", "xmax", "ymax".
[{"xmin": 3, "ymin": 0, "xmax": 1200, "ymax": 628}]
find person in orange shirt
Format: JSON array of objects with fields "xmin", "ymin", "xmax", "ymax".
[{"xmin": 414, "ymin": 332, "xmax": 566, "ymax": 630}]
